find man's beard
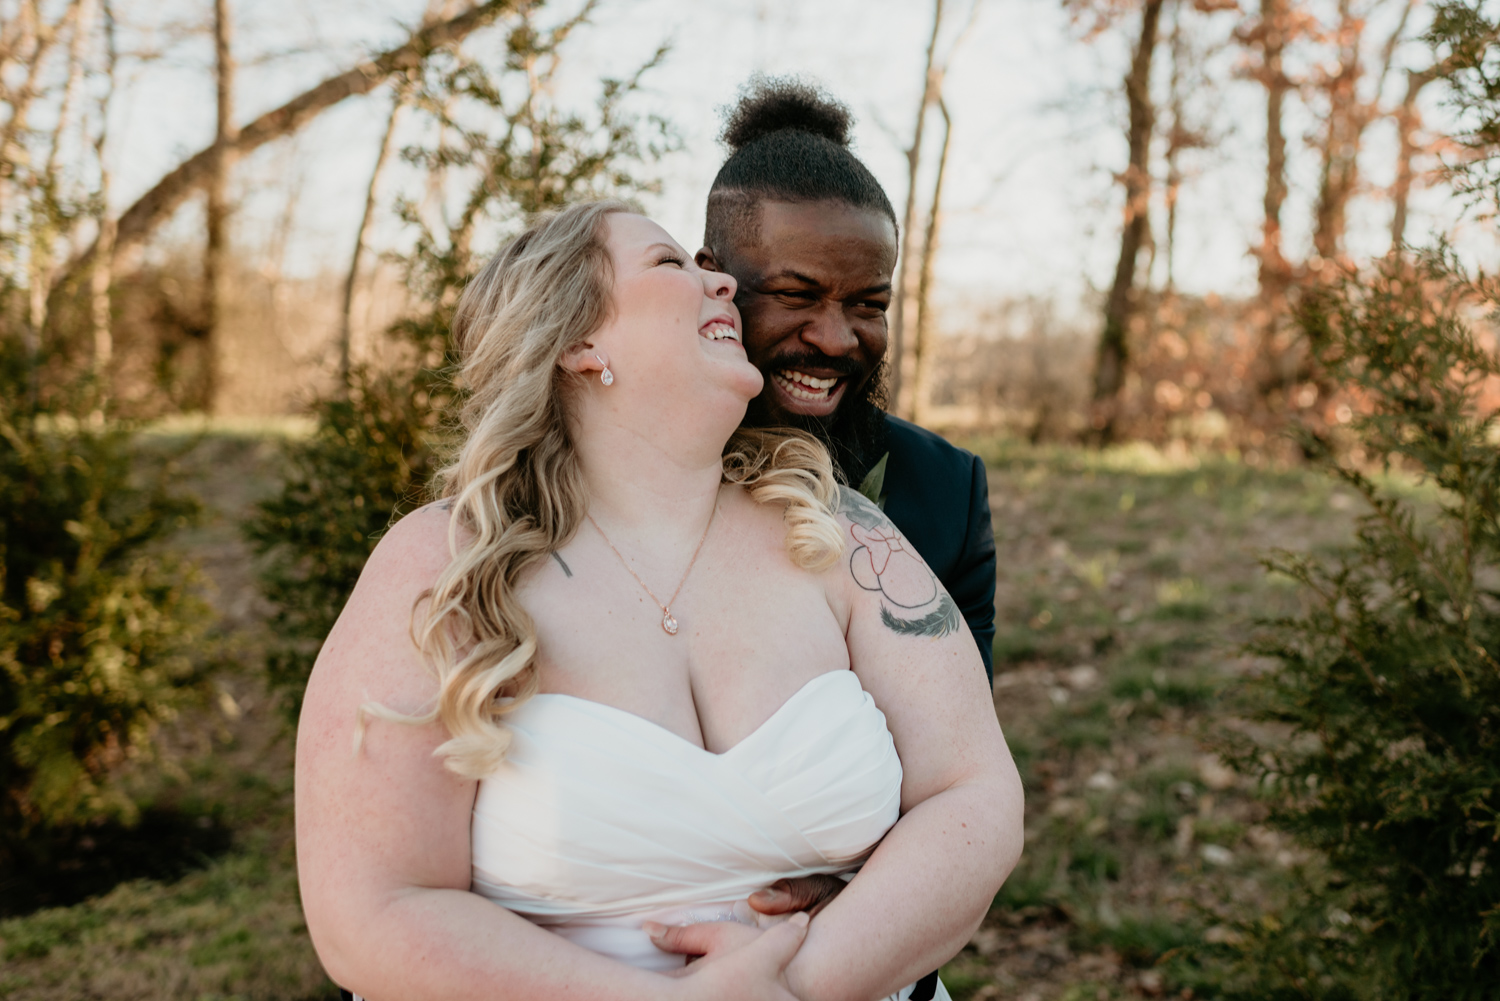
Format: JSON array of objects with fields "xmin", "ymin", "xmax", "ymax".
[{"xmin": 742, "ymin": 357, "xmax": 890, "ymax": 487}]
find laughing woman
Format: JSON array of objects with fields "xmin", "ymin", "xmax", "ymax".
[{"xmin": 295, "ymin": 199, "xmax": 1023, "ymax": 1001}]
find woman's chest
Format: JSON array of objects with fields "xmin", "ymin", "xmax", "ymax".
[{"xmin": 518, "ymin": 528, "xmax": 849, "ymax": 752}]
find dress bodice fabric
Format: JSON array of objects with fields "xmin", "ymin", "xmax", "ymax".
[{"xmin": 470, "ymin": 668, "xmax": 904, "ymax": 973}]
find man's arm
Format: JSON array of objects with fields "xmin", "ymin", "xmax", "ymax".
[
  {"xmin": 948, "ymin": 454, "xmax": 997, "ymax": 684},
  {"xmin": 789, "ymin": 487, "xmax": 1019, "ymax": 1000}
]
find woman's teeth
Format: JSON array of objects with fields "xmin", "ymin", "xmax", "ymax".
[
  {"xmin": 701, "ymin": 324, "xmax": 739, "ymax": 342},
  {"xmin": 773, "ymin": 370, "xmax": 839, "ymax": 400}
]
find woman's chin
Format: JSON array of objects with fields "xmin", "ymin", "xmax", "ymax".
[{"xmin": 719, "ymin": 361, "xmax": 765, "ymax": 403}]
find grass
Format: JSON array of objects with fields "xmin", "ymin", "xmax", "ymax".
[
  {"xmin": 939, "ymin": 437, "xmax": 1363, "ymax": 1000},
  {"xmin": 1, "ymin": 429, "xmax": 1375, "ymax": 1000}
]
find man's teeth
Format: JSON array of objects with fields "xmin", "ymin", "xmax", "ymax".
[
  {"xmin": 701, "ymin": 324, "xmax": 739, "ymax": 342},
  {"xmin": 773, "ymin": 369, "xmax": 840, "ymax": 401}
]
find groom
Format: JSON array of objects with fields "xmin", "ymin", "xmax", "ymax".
[
  {"xmin": 699, "ymin": 78, "xmax": 997, "ymax": 680},
  {"xmin": 653, "ymin": 79, "xmax": 999, "ymax": 998}
]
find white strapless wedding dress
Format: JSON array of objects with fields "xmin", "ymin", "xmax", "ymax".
[{"xmin": 470, "ymin": 668, "xmax": 949, "ymax": 1000}]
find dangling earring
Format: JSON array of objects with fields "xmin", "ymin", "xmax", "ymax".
[{"xmin": 597, "ymin": 354, "xmax": 614, "ymax": 387}]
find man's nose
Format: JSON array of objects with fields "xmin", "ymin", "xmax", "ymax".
[
  {"xmin": 703, "ymin": 269, "xmax": 736, "ymax": 300},
  {"xmin": 801, "ymin": 304, "xmax": 859, "ymax": 355}
]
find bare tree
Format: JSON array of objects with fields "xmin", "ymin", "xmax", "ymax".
[
  {"xmin": 1310, "ymin": 0, "xmax": 1414, "ymax": 263},
  {"xmin": 2, "ymin": 0, "xmax": 85, "ymax": 370},
  {"xmin": 1236, "ymin": 0, "xmax": 1302, "ymax": 395},
  {"xmin": 0, "ymin": 0, "xmax": 79, "ymax": 218},
  {"xmin": 197, "ymin": 0, "xmax": 238, "ymax": 411},
  {"xmin": 90, "ymin": 0, "xmax": 117, "ymax": 379},
  {"xmin": 338, "ymin": 81, "xmax": 408, "ymax": 384},
  {"xmin": 892, "ymin": 0, "xmax": 981, "ymax": 418},
  {"xmin": 1090, "ymin": 0, "xmax": 1166, "ymax": 443},
  {"xmin": 1389, "ymin": 66, "xmax": 1432, "ymax": 249},
  {"xmin": 909, "ymin": 96, "xmax": 953, "ymax": 425},
  {"xmin": 26, "ymin": 0, "xmax": 89, "ymax": 340},
  {"xmin": 889, "ymin": 0, "xmax": 945, "ymax": 411},
  {"xmin": 1240, "ymin": 0, "xmax": 1295, "ymax": 301},
  {"xmin": 1158, "ymin": 0, "xmax": 1214, "ymax": 291},
  {"xmin": 52, "ymin": 0, "xmax": 519, "ymax": 294}
]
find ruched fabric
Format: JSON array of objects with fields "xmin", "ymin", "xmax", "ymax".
[{"xmin": 470, "ymin": 669, "xmax": 904, "ymax": 973}]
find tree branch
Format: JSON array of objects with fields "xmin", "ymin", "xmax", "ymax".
[{"xmin": 52, "ymin": 0, "xmax": 520, "ymax": 291}]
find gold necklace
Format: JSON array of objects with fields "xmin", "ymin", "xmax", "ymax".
[{"xmin": 585, "ymin": 500, "xmax": 717, "ymax": 636}]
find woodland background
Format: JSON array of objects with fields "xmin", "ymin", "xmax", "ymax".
[{"xmin": 3, "ymin": 0, "xmax": 1500, "ymax": 999}]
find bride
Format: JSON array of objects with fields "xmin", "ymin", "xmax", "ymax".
[{"xmin": 295, "ymin": 200, "xmax": 1023, "ymax": 1001}]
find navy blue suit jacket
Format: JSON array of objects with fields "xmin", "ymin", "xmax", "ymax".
[{"xmin": 877, "ymin": 414, "xmax": 997, "ymax": 682}]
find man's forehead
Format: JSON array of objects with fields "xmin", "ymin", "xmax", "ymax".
[{"xmin": 744, "ymin": 199, "xmax": 897, "ymax": 284}]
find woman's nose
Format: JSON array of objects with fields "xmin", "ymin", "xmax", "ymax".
[{"xmin": 704, "ymin": 269, "xmax": 736, "ymax": 300}]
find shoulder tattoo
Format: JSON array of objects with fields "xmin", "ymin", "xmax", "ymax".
[{"xmin": 837, "ymin": 487, "xmax": 961, "ymax": 639}]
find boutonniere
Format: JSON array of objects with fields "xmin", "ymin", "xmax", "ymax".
[{"xmin": 857, "ymin": 452, "xmax": 890, "ymax": 509}]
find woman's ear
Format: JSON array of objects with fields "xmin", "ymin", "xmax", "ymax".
[{"xmin": 560, "ymin": 344, "xmax": 606, "ymax": 377}]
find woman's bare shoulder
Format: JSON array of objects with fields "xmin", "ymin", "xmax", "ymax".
[
  {"xmin": 307, "ymin": 502, "xmax": 457, "ymax": 695},
  {"xmin": 359, "ymin": 501, "xmax": 461, "ymax": 592}
]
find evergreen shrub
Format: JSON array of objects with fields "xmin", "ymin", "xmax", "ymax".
[
  {"xmin": 0, "ymin": 348, "xmax": 211, "ymax": 838},
  {"xmin": 1188, "ymin": 7, "xmax": 1500, "ymax": 995},
  {"xmin": 244, "ymin": 370, "xmax": 439, "ymax": 721},
  {"xmin": 1208, "ymin": 249, "xmax": 1500, "ymax": 998}
]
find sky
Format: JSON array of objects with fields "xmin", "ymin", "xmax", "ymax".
[{"xmin": 100, "ymin": 0, "xmax": 1480, "ymax": 330}]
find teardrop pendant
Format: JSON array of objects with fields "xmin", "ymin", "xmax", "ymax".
[
  {"xmin": 661, "ymin": 610, "xmax": 679, "ymax": 635},
  {"xmin": 600, "ymin": 366, "xmax": 614, "ymax": 387}
]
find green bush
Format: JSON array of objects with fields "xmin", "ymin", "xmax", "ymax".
[
  {"xmin": 0, "ymin": 352, "xmax": 211, "ymax": 837},
  {"xmin": 1197, "ymin": 8, "xmax": 1500, "ymax": 995},
  {"xmin": 1211, "ymin": 248, "xmax": 1500, "ymax": 998},
  {"xmin": 244, "ymin": 370, "xmax": 439, "ymax": 721}
]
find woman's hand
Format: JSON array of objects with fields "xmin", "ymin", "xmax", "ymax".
[{"xmin": 655, "ymin": 913, "xmax": 810, "ymax": 1001}]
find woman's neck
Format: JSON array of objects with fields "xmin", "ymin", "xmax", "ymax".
[{"xmin": 573, "ymin": 419, "xmax": 726, "ymax": 540}]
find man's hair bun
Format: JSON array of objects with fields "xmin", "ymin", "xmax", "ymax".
[{"xmin": 720, "ymin": 77, "xmax": 852, "ymax": 151}]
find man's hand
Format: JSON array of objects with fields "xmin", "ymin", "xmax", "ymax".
[
  {"xmin": 747, "ymin": 875, "xmax": 847, "ymax": 919},
  {"xmin": 651, "ymin": 913, "xmax": 810, "ymax": 1001}
]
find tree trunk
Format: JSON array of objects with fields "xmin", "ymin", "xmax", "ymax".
[
  {"xmin": 889, "ymin": 0, "xmax": 944, "ymax": 414},
  {"xmin": 1251, "ymin": 0, "xmax": 1295, "ymax": 396},
  {"xmin": 0, "ymin": 0, "xmax": 74, "ymax": 217},
  {"xmin": 1311, "ymin": 0, "xmax": 1364, "ymax": 264},
  {"xmin": 1090, "ymin": 0, "xmax": 1165, "ymax": 444},
  {"xmin": 90, "ymin": 0, "xmax": 117, "ymax": 383},
  {"xmin": 1162, "ymin": 0, "xmax": 1186, "ymax": 291},
  {"xmin": 198, "ymin": 0, "xmax": 238, "ymax": 412},
  {"xmin": 339, "ymin": 83, "xmax": 407, "ymax": 385},
  {"xmin": 51, "ymin": 0, "xmax": 519, "ymax": 293},
  {"xmin": 1390, "ymin": 68, "xmax": 1433, "ymax": 251},
  {"xmin": 42, "ymin": 0, "xmax": 88, "ymax": 184},
  {"xmin": 909, "ymin": 97, "xmax": 952, "ymax": 426},
  {"xmin": 1257, "ymin": 0, "xmax": 1290, "ymax": 299},
  {"xmin": 25, "ymin": 0, "xmax": 87, "ymax": 343}
]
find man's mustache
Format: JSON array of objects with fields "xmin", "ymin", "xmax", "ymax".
[{"xmin": 761, "ymin": 353, "xmax": 866, "ymax": 380}]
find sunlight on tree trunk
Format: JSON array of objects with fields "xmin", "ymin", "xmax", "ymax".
[
  {"xmin": 27, "ymin": 0, "xmax": 87, "ymax": 343},
  {"xmin": 200, "ymin": 0, "xmax": 238, "ymax": 413},
  {"xmin": 1090, "ymin": 0, "xmax": 1164, "ymax": 445},
  {"xmin": 1390, "ymin": 65, "xmax": 1438, "ymax": 251},
  {"xmin": 890, "ymin": 0, "xmax": 944, "ymax": 415},
  {"xmin": 339, "ymin": 82, "xmax": 408, "ymax": 387},
  {"xmin": 1312, "ymin": 0, "xmax": 1412, "ymax": 265},
  {"xmin": 90, "ymin": 0, "xmax": 117, "ymax": 384},
  {"xmin": 1244, "ymin": 0, "xmax": 1296, "ymax": 397},
  {"xmin": 910, "ymin": 97, "xmax": 952, "ymax": 427}
]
